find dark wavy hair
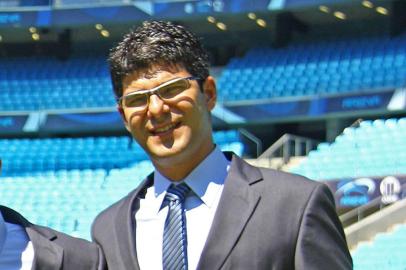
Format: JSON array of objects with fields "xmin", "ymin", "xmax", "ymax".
[{"xmin": 108, "ymin": 20, "xmax": 210, "ymax": 98}]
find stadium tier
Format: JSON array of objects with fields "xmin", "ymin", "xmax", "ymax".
[
  {"xmin": 290, "ymin": 117, "xmax": 406, "ymax": 180},
  {"xmin": 0, "ymin": 1, "xmax": 404, "ymax": 267},
  {"xmin": 0, "ymin": 164, "xmax": 151, "ymax": 240},
  {"xmin": 1, "ymin": 136, "xmax": 147, "ymax": 175},
  {"xmin": 0, "ymin": 130, "xmax": 243, "ymax": 176},
  {"xmin": 351, "ymin": 224, "xmax": 406, "ymax": 270},
  {"xmin": 1, "ymin": 35, "xmax": 406, "ymax": 111},
  {"xmin": 0, "ymin": 57, "xmax": 115, "ymax": 110},
  {"xmin": 217, "ymin": 34, "xmax": 406, "ymax": 102},
  {"xmin": 0, "ymin": 130, "xmax": 244, "ymax": 239}
]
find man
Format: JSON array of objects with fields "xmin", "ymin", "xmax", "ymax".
[
  {"xmin": 92, "ymin": 20, "xmax": 353, "ymax": 269},
  {"xmin": 0, "ymin": 160, "xmax": 106, "ymax": 270}
]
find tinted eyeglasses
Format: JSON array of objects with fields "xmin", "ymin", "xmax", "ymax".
[{"xmin": 118, "ymin": 76, "xmax": 200, "ymax": 111}]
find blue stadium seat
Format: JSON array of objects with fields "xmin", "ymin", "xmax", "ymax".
[
  {"xmin": 0, "ymin": 129, "xmax": 244, "ymax": 239},
  {"xmin": 0, "ymin": 57, "xmax": 114, "ymax": 111},
  {"xmin": 352, "ymin": 225, "xmax": 406, "ymax": 270},
  {"xmin": 290, "ymin": 117, "xmax": 406, "ymax": 180},
  {"xmin": 0, "ymin": 131, "xmax": 244, "ymax": 176},
  {"xmin": 217, "ymin": 34, "xmax": 406, "ymax": 102}
]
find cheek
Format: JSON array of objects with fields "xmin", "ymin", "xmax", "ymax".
[
  {"xmin": 175, "ymin": 124, "xmax": 192, "ymax": 140},
  {"xmin": 177, "ymin": 94, "xmax": 206, "ymax": 117},
  {"xmin": 194, "ymin": 93, "xmax": 210, "ymax": 114},
  {"xmin": 127, "ymin": 116, "xmax": 145, "ymax": 137}
]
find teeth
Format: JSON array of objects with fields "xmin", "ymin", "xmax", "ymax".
[{"xmin": 155, "ymin": 123, "xmax": 176, "ymax": 133}]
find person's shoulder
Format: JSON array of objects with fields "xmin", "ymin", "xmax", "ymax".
[
  {"xmin": 34, "ymin": 224, "xmax": 98, "ymax": 250},
  {"xmin": 259, "ymin": 165, "xmax": 320, "ymax": 186},
  {"xmin": 233, "ymin": 154, "xmax": 319, "ymax": 186},
  {"xmin": 244, "ymin": 160, "xmax": 326, "ymax": 196},
  {"xmin": 228, "ymin": 153, "xmax": 323, "ymax": 193},
  {"xmin": 93, "ymin": 192, "xmax": 131, "ymax": 224},
  {"xmin": 92, "ymin": 181, "xmax": 144, "ymax": 230},
  {"xmin": 245, "ymin": 163, "xmax": 335, "ymax": 211},
  {"xmin": 32, "ymin": 224, "xmax": 103, "ymax": 269}
]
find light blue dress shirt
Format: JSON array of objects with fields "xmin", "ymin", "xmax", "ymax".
[
  {"xmin": 135, "ymin": 146, "xmax": 230, "ymax": 270},
  {"xmin": 0, "ymin": 210, "xmax": 34, "ymax": 270}
]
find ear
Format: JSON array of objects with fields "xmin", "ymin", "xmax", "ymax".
[
  {"xmin": 117, "ymin": 105, "xmax": 131, "ymax": 133},
  {"xmin": 202, "ymin": 76, "xmax": 217, "ymax": 111}
]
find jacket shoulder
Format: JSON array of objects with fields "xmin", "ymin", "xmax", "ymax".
[
  {"xmin": 34, "ymin": 225, "xmax": 105, "ymax": 270},
  {"xmin": 238, "ymin": 156, "xmax": 323, "ymax": 190},
  {"xmin": 92, "ymin": 188, "xmax": 135, "ymax": 230},
  {"xmin": 259, "ymin": 165, "xmax": 321, "ymax": 187},
  {"xmin": 93, "ymin": 176, "xmax": 151, "ymax": 228},
  {"xmin": 238, "ymin": 158, "xmax": 334, "ymax": 207}
]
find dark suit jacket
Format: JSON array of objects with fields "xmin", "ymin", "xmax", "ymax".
[
  {"xmin": 0, "ymin": 205, "xmax": 105, "ymax": 270},
  {"xmin": 92, "ymin": 153, "xmax": 353, "ymax": 269}
]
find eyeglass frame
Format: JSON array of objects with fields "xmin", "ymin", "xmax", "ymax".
[{"xmin": 117, "ymin": 76, "xmax": 201, "ymax": 110}]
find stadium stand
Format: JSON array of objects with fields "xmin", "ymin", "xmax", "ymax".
[
  {"xmin": 0, "ymin": 130, "xmax": 243, "ymax": 176},
  {"xmin": 217, "ymin": 34, "xmax": 406, "ymax": 102},
  {"xmin": 1, "ymin": 136, "xmax": 147, "ymax": 175},
  {"xmin": 1, "ymin": 34, "xmax": 406, "ymax": 111},
  {"xmin": 351, "ymin": 224, "xmax": 406, "ymax": 270},
  {"xmin": 289, "ymin": 117, "xmax": 406, "ymax": 180},
  {"xmin": 0, "ymin": 56, "xmax": 114, "ymax": 111},
  {"xmin": 0, "ymin": 130, "xmax": 244, "ymax": 239},
  {"xmin": 1, "ymin": 0, "xmax": 405, "ymax": 267},
  {"xmin": 285, "ymin": 116, "xmax": 406, "ymax": 269},
  {"xmin": 0, "ymin": 166, "xmax": 148, "ymax": 240}
]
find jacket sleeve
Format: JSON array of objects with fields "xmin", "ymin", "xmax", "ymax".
[{"xmin": 294, "ymin": 184, "xmax": 353, "ymax": 269}]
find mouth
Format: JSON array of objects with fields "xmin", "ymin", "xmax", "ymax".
[{"xmin": 151, "ymin": 122, "xmax": 180, "ymax": 136}]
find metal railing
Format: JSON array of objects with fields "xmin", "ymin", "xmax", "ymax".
[
  {"xmin": 340, "ymin": 182, "xmax": 406, "ymax": 227},
  {"xmin": 238, "ymin": 128, "xmax": 262, "ymax": 158},
  {"xmin": 258, "ymin": 133, "xmax": 319, "ymax": 165}
]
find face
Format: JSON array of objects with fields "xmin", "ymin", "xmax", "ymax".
[{"xmin": 119, "ymin": 65, "xmax": 217, "ymax": 179}]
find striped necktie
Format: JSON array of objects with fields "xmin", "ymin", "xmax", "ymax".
[{"xmin": 162, "ymin": 183, "xmax": 190, "ymax": 270}]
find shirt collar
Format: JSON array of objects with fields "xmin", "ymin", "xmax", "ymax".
[
  {"xmin": 153, "ymin": 145, "xmax": 230, "ymax": 212},
  {"xmin": 0, "ymin": 210, "xmax": 7, "ymax": 256}
]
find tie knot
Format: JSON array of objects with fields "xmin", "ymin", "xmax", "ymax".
[{"xmin": 165, "ymin": 183, "xmax": 190, "ymax": 203}]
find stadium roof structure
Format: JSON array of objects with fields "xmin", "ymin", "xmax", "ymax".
[{"xmin": 0, "ymin": 0, "xmax": 402, "ymax": 47}]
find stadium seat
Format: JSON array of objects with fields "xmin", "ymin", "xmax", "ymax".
[
  {"xmin": 0, "ymin": 130, "xmax": 244, "ymax": 239},
  {"xmin": 352, "ymin": 224, "xmax": 406, "ymax": 270},
  {"xmin": 217, "ymin": 34, "xmax": 406, "ymax": 102},
  {"xmin": 290, "ymin": 117, "xmax": 406, "ymax": 180}
]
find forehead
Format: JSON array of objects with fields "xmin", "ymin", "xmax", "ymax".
[{"xmin": 122, "ymin": 63, "xmax": 189, "ymax": 93}]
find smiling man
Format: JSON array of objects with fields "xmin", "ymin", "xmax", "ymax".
[
  {"xmin": 119, "ymin": 68, "xmax": 215, "ymax": 181},
  {"xmin": 91, "ymin": 21, "xmax": 352, "ymax": 270}
]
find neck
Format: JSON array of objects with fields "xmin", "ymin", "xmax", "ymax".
[{"xmin": 153, "ymin": 144, "xmax": 215, "ymax": 181}]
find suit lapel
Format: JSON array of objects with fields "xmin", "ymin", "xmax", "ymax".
[
  {"xmin": 28, "ymin": 227, "xmax": 63, "ymax": 270},
  {"xmin": 114, "ymin": 175, "xmax": 154, "ymax": 270},
  {"xmin": 0, "ymin": 206, "xmax": 63, "ymax": 270},
  {"xmin": 197, "ymin": 154, "xmax": 262, "ymax": 270}
]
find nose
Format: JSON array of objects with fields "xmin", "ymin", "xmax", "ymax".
[{"xmin": 147, "ymin": 94, "xmax": 168, "ymax": 118}]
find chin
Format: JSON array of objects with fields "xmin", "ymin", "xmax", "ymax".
[{"xmin": 149, "ymin": 142, "xmax": 190, "ymax": 162}]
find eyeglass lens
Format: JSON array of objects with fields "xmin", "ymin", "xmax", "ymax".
[{"xmin": 123, "ymin": 78, "xmax": 190, "ymax": 108}]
